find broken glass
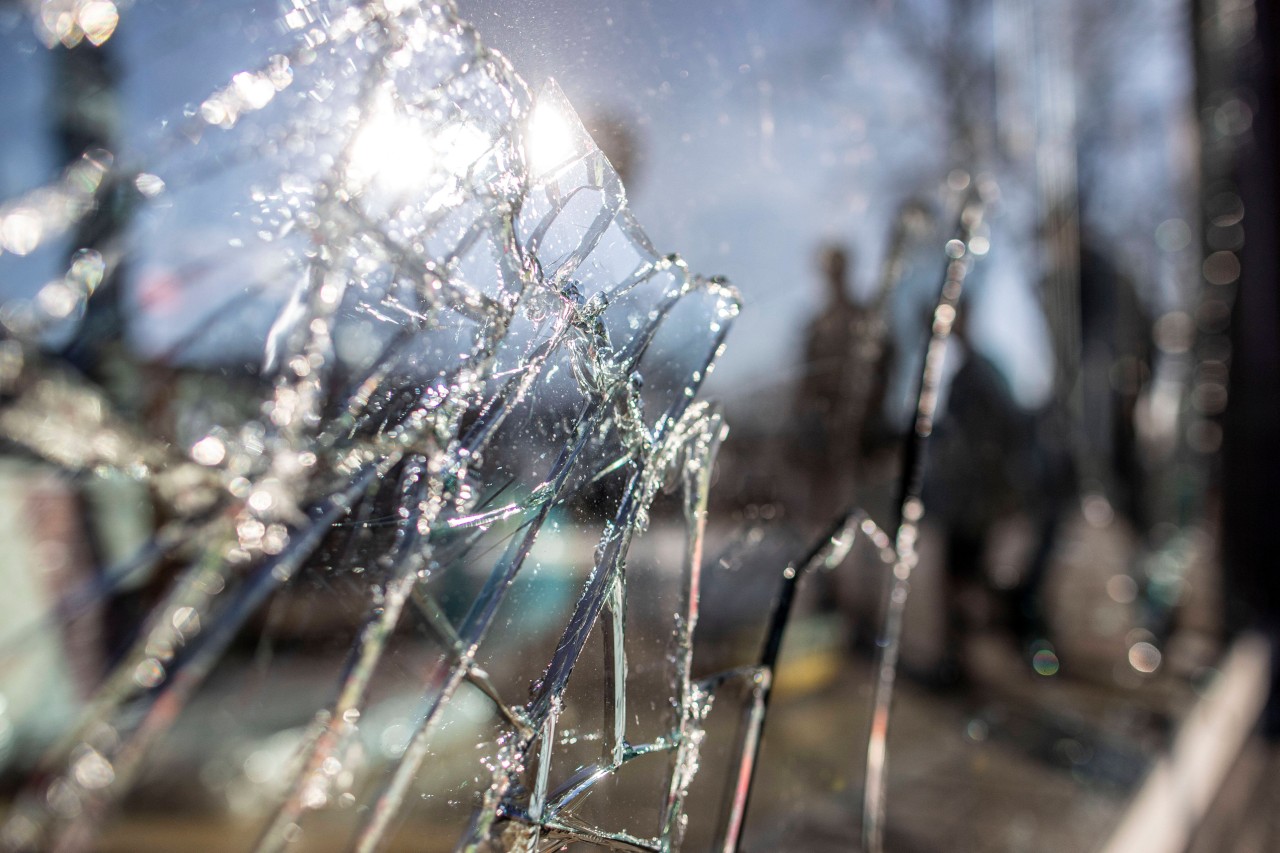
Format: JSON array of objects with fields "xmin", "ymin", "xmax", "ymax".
[
  {"xmin": 0, "ymin": 1, "xmax": 870, "ymax": 849},
  {"xmin": 0, "ymin": 1, "xmax": 1221, "ymax": 851}
]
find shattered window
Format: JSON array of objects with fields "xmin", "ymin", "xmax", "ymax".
[{"xmin": 0, "ymin": 0, "xmax": 1263, "ymax": 851}]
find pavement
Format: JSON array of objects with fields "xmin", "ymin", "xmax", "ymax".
[{"xmin": 3, "ymin": 506, "xmax": 1270, "ymax": 852}]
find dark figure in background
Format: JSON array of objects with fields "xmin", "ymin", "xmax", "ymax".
[
  {"xmin": 1071, "ymin": 232, "xmax": 1157, "ymax": 641},
  {"xmin": 51, "ymin": 37, "xmax": 150, "ymax": 674},
  {"xmin": 1078, "ymin": 234, "xmax": 1152, "ymax": 528},
  {"xmin": 55, "ymin": 37, "xmax": 135, "ymax": 404},
  {"xmin": 795, "ymin": 245, "xmax": 893, "ymax": 514},
  {"xmin": 924, "ymin": 305, "xmax": 1070, "ymax": 680}
]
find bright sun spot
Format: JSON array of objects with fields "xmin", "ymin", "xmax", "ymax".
[
  {"xmin": 347, "ymin": 95, "xmax": 492, "ymax": 196},
  {"xmin": 526, "ymin": 100, "xmax": 579, "ymax": 177}
]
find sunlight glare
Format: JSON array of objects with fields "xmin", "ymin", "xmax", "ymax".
[
  {"xmin": 347, "ymin": 95, "xmax": 492, "ymax": 198},
  {"xmin": 526, "ymin": 99, "xmax": 579, "ymax": 177}
]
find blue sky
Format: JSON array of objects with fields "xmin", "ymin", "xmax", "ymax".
[{"xmin": 0, "ymin": 0, "xmax": 1193, "ymax": 427}]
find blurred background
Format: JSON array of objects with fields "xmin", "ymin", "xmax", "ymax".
[{"xmin": 0, "ymin": 0, "xmax": 1277, "ymax": 850}]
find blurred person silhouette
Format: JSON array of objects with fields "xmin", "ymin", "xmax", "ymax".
[
  {"xmin": 795, "ymin": 244, "xmax": 894, "ymax": 517},
  {"xmin": 922, "ymin": 298, "xmax": 1071, "ymax": 683},
  {"xmin": 1036, "ymin": 226, "xmax": 1159, "ymax": 667},
  {"xmin": 51, "ymin": 36, "xmax": 159, "ymax": 672},
  {"xmin": 1077, "ymin": 230, "xmax": 1153, "ymax": 530}
]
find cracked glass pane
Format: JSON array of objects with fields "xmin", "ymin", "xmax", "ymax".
[
  {"xmin": 0, "ymin": 0, "xmax": 1240, "ymax": 851},
  {"xmin": 0, "ymin": 1, "xmax": 745, "ymax": 848}
]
